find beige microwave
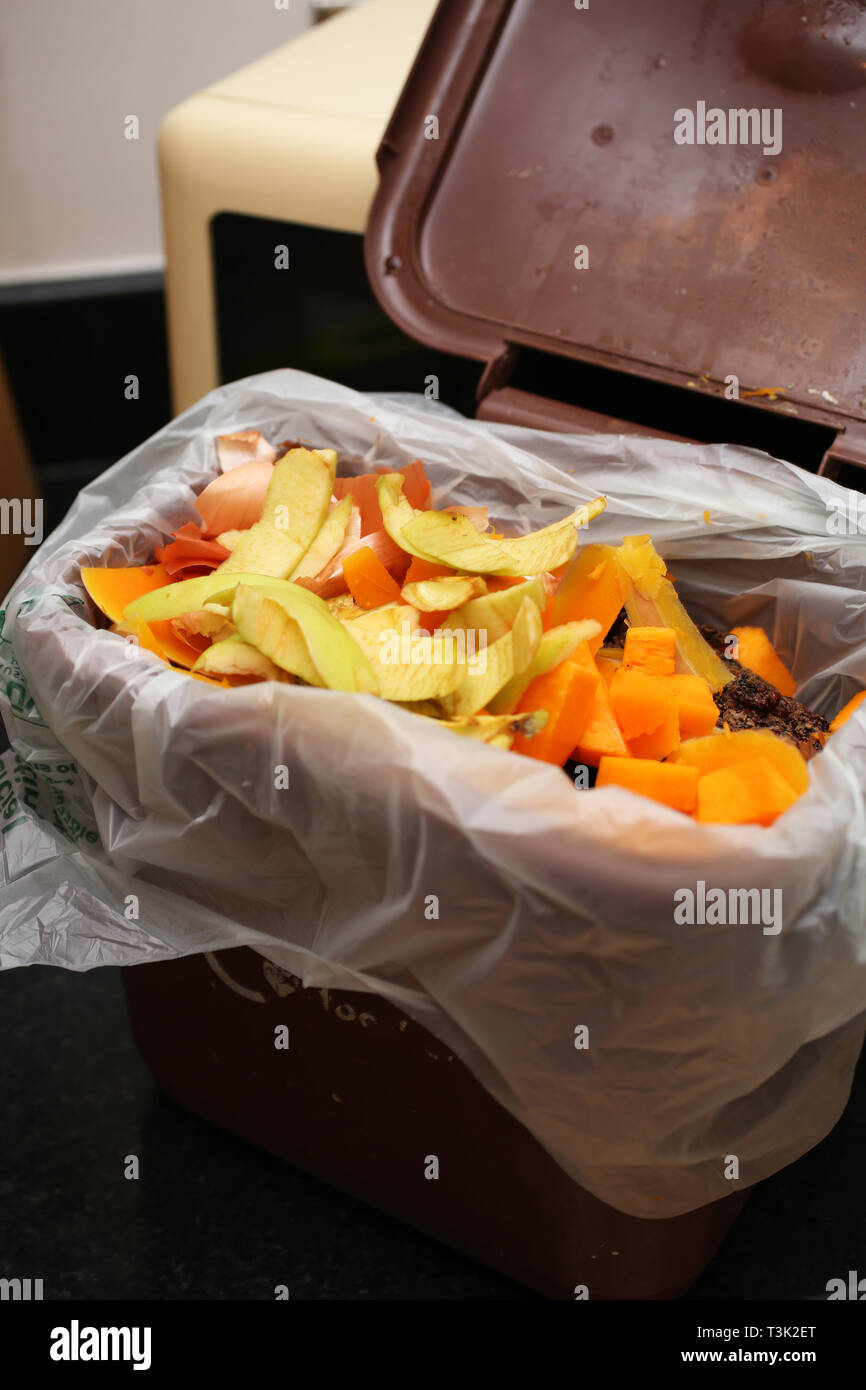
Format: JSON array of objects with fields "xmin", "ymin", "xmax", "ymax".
[{"xmin": 157, "ymin": 0, "xmax": 482, "ymax": 417}]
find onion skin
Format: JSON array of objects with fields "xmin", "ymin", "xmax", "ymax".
[{"xmin": 194, "ymin": 461, "xmax": 273, "ymax": 536}]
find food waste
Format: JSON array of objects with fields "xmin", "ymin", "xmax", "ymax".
[{"xmin": 79, "ymin": 430, "xmax": 862, "ymax": 828}]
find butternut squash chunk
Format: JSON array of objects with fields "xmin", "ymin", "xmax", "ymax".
[
  {"xmin": 830, "ymin": 689, "xmax": 866, "ymax": 733},
  {"xmin": 730, "ymin": 626, "xmax": 796, "ymax": 696},
  {"xmin": 696, "ymin": 756, "xmax": 799, "ymax": 826},
  {"xmin": 551, "ymin": 544, "xmax": 624, "ymax": 651},
  {"xmin": 609, "ymin": 668, "xmax": 676, "ymax": 739},
  {"xmin": 342, "ymin": 546, "xmax": 403, "ymax": 609},
  {"xmin": 513, "ymin": 655, "xmax": 599, "ymax": 765},
  {"xmin": 597, "ymin": 756, "xmax": 699, "ymax": 813},
  {"xmin": 82, "ymin": 564, "xmax": 171, "ymax": 626},
  {"xmin": 667, "ymin": 673, "xmax": 719, "ymax": 738},
  {"xmin": 568, "ymin": 642, "xmax": 628, "ymax": 765},
  {"xmin": 622, "ymin": 626, "xmax": 677, "ymax": 677},
  {"xmin": 614, "ymin": 534, "xmax": 732, "ymax": 691},
  {"xmin": 628, "ymin": 703, "xmax": 680, "ymax": 760},
  {"xmin": 667, "ymin": 728, "xmax": 808, "ymax": 795}
]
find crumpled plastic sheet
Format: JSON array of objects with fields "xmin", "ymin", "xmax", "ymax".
[{"xmin": 2, "ymin": 367, "xmax": 866, "ymax": 1218}]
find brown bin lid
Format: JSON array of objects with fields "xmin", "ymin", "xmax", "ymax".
[{"xmin": 365, "ymin": 0, "xmax": 866, "ymax": 468}]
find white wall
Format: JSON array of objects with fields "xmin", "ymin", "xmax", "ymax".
[{"xmin": 0, "ymin": 0, "xmax": 314, "ymax": 284}]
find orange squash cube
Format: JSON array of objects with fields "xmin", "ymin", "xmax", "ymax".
[
  {"xmin": 403, "ymin": 556, "xmax": 454, "ymax": 584},
  {"xmin": 667, "ymin": 728, "xmax": 808, "ymax": 795},
  {"xmin": 551, "ymin": 544, "xmax": 624, "ymax": 651},
  {"xmin": 609, "ymin": 668, "xmax": 676, "ymax": 738},
  {"xmin": 622, "ymin": 626, "xmax": 677, "ymax": 677},
  {"xmin": 696, "ymin": 756, "xmax": 799, "ymax": 826},
  {"xmin": 730, "ymin": 626, "xmax": 796, "ymax": 696},
  {"xmin": 614, "ymin": 535, "xmax": 732, "ymax": 691},
  {"xmin": 565, "ymin": 643, "xmax": 629, "ymax": 765},
  {"xmin": 575, "ymin": 686, "xmax": 629, "ymax": 764},
  {"xmin": 667, "ymin": 673, "xmax": 719, "ymax": 738},
  {"xmin": 829, "ymin": 689, "xmax": 866, "ymax": 733},
  {"xmin": 597, "ymin": 756, "xmax": 699, "ymax": 813},
  {"xmin": 342, "ymin": 546, "xmax": 403, "ymax": 609},
  {"xmin": 627, "ymin": 703, "xmax": 681, "ymax": 760},
  {"xmin": 513, "ymin": 654, "xmax": 599, "ymax": 766}
]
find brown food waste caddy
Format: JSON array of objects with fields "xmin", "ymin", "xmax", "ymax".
[
  {"xmin": 123, "ymin": 949, "xmax": 746, "ymax": 1300},
  {"xmin": 124, "ymin": 0, "xmax": 866, "ymax": 1297}
]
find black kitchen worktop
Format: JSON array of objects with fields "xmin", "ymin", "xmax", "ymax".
[{"xmin": 2, "ymin": 956, "xmax": 864, "ymax": 1301}]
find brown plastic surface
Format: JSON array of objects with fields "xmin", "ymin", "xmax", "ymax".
[
  {"xmin": 366, "ymin": 0, "xmax": 866, "ymax": 465},
  {"xmin": 123, "ymin": 948, "xmax": 746, "ymax": 1300}
]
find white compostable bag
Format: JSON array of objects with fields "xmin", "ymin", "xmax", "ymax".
[{"xmin": 2, "ymin": 369, "xmax": 866, "ymax": 1218}]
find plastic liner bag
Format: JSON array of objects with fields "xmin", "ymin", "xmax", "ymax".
[{"xmin": 2, "ymin": 368, "xmax": 866, "ymax": 1219}]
